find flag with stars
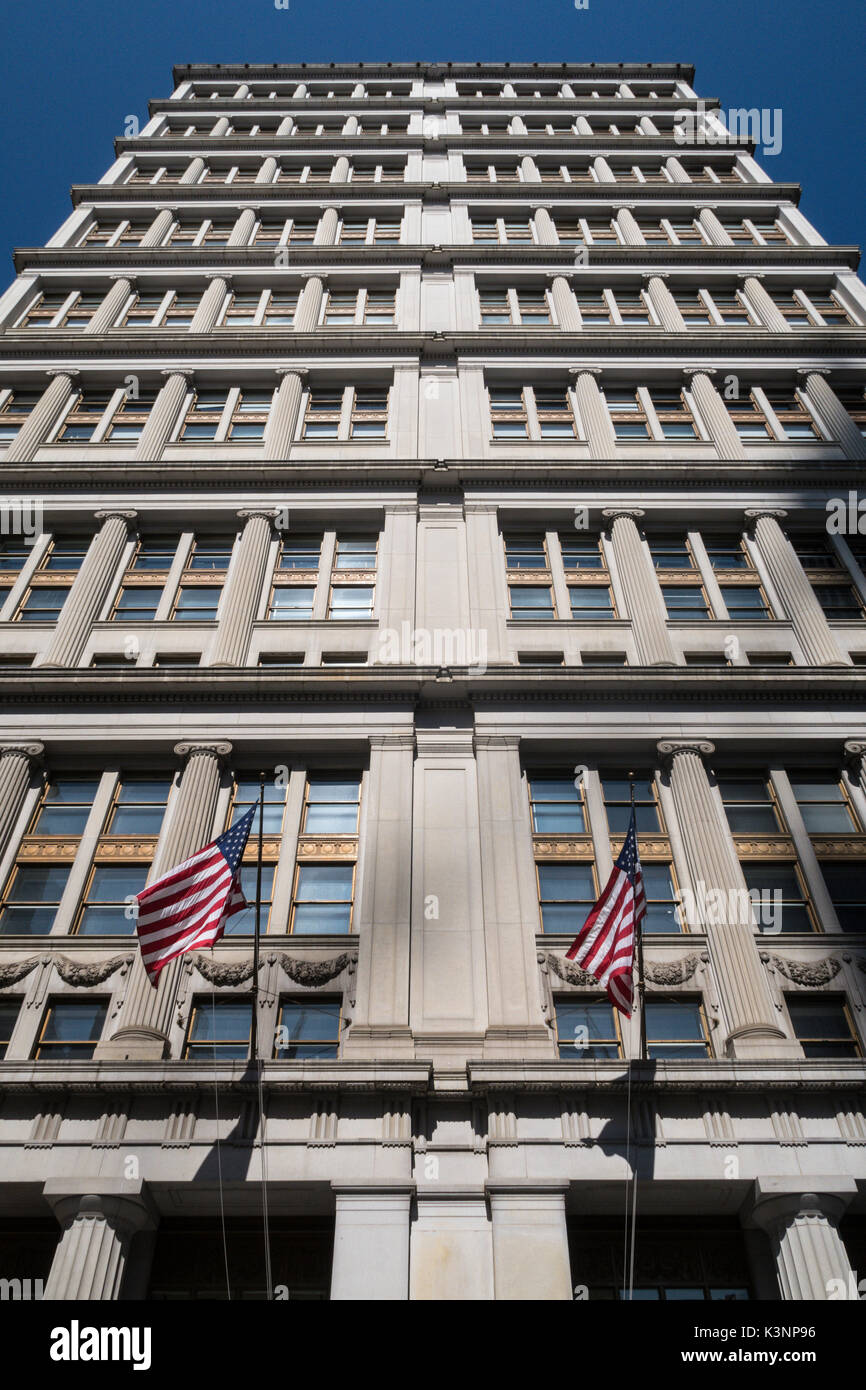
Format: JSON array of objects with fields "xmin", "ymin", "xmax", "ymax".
[
  {"xmin": 135, "ymin": 807, "xmax": 255, "ymax": 985},
  {"xmin": 565, "ymin": 806, "xmax": 645, "ymax": 1016}
]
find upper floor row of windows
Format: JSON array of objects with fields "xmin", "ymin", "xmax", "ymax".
[
  {"xmin": 177, "ymin": 79, "xmax": 686, "ymax": 102},
  {"xmin": 153, "ymin": 116, "xmax": 686, "ymax": 139}
]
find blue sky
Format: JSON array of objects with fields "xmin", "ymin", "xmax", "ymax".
[{"xmin": 0, "ymin": 0, "xmax": 863, "ymax": 276}]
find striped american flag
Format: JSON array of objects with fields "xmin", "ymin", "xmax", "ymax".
[
  {"xmin": 135, "ymin": 806, "xmax": 255, "ymax": 984},
  {"xmin": 565, "ymin": 806, "xmax": 645, "ymax": 1016}
]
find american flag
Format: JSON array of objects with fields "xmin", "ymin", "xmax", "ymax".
[
  {"xmin": 565, "ymin": 806, "xmax": 645, "ymax": 1016},
  {"xmin": 135, "ymin": 807, "xmax": 255, "ymax": 985}
]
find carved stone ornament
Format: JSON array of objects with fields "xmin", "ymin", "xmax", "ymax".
[
  {"xmin": 53, "ymin": 954, "xmax": 133, "ymax": 987},
  {"xmin": 545, "ymin": 952, "xmax": 596, "ymax": 988},
  {"xmin": 0, "ymin": 956, "xmax": 41, "ymax": 989},
  {"xmin": 190, "ymin": 954, "xmax": 257, "ymax": 987},
  {"xmin": 644, "ymin": 954, "xmax": 702, "ymax": 985},
  {"xmin": 277, "ymin": 952, "xmax": 356, "ymax": 987},
  {"xmin": 762, "ymin": 954, "xmax": 842, "ymax": 987}
]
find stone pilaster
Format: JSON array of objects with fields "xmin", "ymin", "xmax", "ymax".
[
  {"xmin": 331, "ymin": 1185, "xmax": 415, "ymax": 1300},
  {"xmin": 179, "ymin": 156, "xmax": 205, "ymax": 185},
  {"xmin": 475, "ymin": 735, "xmax": 550, "ymax": 1056},
  {"xmin": 342, "ymin": 115, "xmax": 359, "ymax": 136},
  {"xmin": 331, "ymin": 155, "xmax": 350, "ymax": 183},
  {"xmin": 206, "ymin": 511, "xmax": 276, "ymax": 667},
  {"xmin": 0, "ymin": 743, "xmax": 44, "ymax": 858},
  {"xmin": 3, "ymin": 369, "xmax": 77, "ymax": 463},
  {"xmin": 316, "ymin": 207, "xmax": 339, "ymax": 245},
  {"xmin": 604, "ymin": 509, "xmax": 676, "ymax": 665},
  {"xmin": 745, "ymin": 1180, "xmax": 857, "ymax": 1300},
  {"xmin": 550, "ymin": 276, "xmax": 579, "ymax": 330},
  {"xmin": 209, "ymin": 116, "xmax": 230, "ymax": 137},
  {"xmin": 799, "ymin": 370, "xmax": 866, "ymax": 460},
  {"xmin": 43, "ymin": 1181, "xmax": 158, "ymax": 1301},
  {"xmin": 684, "ymin": 369, "xmax": 746, "ymax": 458},
  {"xmin": 532, "ymin": 207, "xmax": 558, "ymax": 245},
  {"xmin": 97, "ymin": 741, "xmax": 232, "ymax": 1060},
  {"xmin": 227, "ymin": 208, "xmax": 256, "ymax": 246},
  {"xmin": 133, "ymin": 369, "xmax": 192, "ymax": 460},
  {"xmin": 276, "ymin": 115, "xmax": 295, "ymax": 136},
  {"xmin": 36, "ymin": 511, "xmax": 137, "ymax": 669},
  {"xmin": 488, "ymin": 1184, "xmax": 572, "ymax": 1299},
  {"xmin": 666, "ymin": 155, "xmax": 690, "ymax": 183},
  {"xmin": 84, "ymin": 276, "xmax": 132, "ymax": 334},
  {"xmin": 645, "ymin": 275, "xmax": 686, "ymax": 331},
  {"xmin": 294, "ymin": 275, "xmax": 324, "ymax": 331},
  {"xmin": 593, "ymin": 155, "xmax": 615, "ymax": 183},
  {"xmin": 698, "ymin": 207, "xmax": 733, "ymax": 246},
  {"xmin": 140, "ymin": 209, "xmax": 174, "ymax": 248},
  {"xmin": 746, "ymin": 509, "xmax": 847, "ymax": 666},
  {"xmin": 574, "ymin": 116, "xmax": 592, "ymax": 135},
  {"xmin": 657, "ymin": 740, "xmax": 799, "ymax": 1058},
  {"xmin": 343, "ymin": 733, "xmax": 414, "ymax": 1057},
  {"xmin": 520, "ymin": 156, "xmax": 540, "ymax": 183},
  {"xmin": 743, "ymin": 276, "xmax": 790, "ymax": 332},
  {"xmin": 264, "ymin": 368, "xmax": 307, "ymax": 459},
  {"xmin": 189, "ymin": 276, "xmax": 228, "ymax": 333},
  {"xmin": 615, "ymin": 207, "xmax": 644, "ymax": 245},
  {"xmin": 844, "ymin": 741, "xmax": 866, "ymax": 799},
  {"xmin": 570, "ymin": 369, "xmax": 616, "ymax": 459}
]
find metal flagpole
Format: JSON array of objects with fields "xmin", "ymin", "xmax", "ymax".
[
  {"xmin": 627, "ymin": 774, "xmax": 643, "ymax": 1298},
  {"xmin": 629, "ymin": 775, "xmax": 648, "ymax": 1063},
  {"xmin": 251, "ymin": 774, "xmax": 273, "ymax": 1299}
]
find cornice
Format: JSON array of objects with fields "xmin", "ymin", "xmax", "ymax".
[
  {"xmin": 171, "ymin": 62, "xmax": 696, "ymax": 81},
  {"xmin": 113, "ymin": 135, "xmax": 757, "ymax": 157}
]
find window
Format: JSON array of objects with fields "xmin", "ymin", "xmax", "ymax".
[
  {"xmin": 0, "ymin": 388, "xmax": 42, "ymax": 442},
  {"xmin": 76, "ymin": 865, "xmax": 146, "ymax": 935},
  {"xmin": 105, "ymin": 779, "xmax": 170, "ymax": 834},
  {"xmin": 269, "ymin": 584, "xmax": 314, "ymax": 620},
  {"xmin": 642, "ymin": 863, "xmax": 681, "ymax": 933},
  {"xmin": 33, "ymin": 1001, "xmax": 107, "ymax": 1059},
  {"xmin": 349, "ymin": 389, "xmax": 388, "ymax": 438},
  {"xmin": 0, "ymin": 1002, "xmax": 18, "ymax": 1058},
  {"xmin": 812, "ymin": 584, "xmax": 864, "ymax": 621},
  {"xmin": 291, "ymin": 864, "xmax": 354, "ymax": 934},
  {"xmin": 275, "ymin": 998, "xmax": 341, "ymax": 1058},
  {"xmin": 528, "ymin": 776, "xmax": 586, "ymax": 832},
  {"xmin": 184, "ymin": 999, "xmax": 252, "ymax": 1059},
  {"xmin": 719, "ymin": 777, "xmax": 782, "ymax": 833},
  {"xmin": 172, "ymin": 586, "xmax": 221, "ymax": 621},
  {"xmin": 662, "ymin": 585, "xmax": 711, "ymax": 620},
  {"xmin": 704, "ymin": 538, "xmax": 751, "ymax": 570},
  {"xmin": 649, "ymin": 537, "xmax": 695, "ymax": 571},
  {"xmin": 505, "ymin": 536, "xmax": 547, "ymax": 571},
  {"xmin": 606, "ymin": 389, "xmax": 650, "ymax": 440},
  {"xmin": 835, "ymin": 385, "xmax": 866, "ymax": 436},
  {"xmin": 302, "ymin": 777, "xmax": 361, "ymax": 834},
  {"xmin": 561, "ymin": 538, "xmax": 606, "ymax": 571},
  {"xmin": 31, "ymin": 778, "xmax": 99, "ymax": 834},
  {"xmin": 0, "ymin": 863, "xmax": 70, "ymax": 935},
  {"xmin": 720, "ymin": 585, "xmax": 770, "ymax": 620},
  {"xmin": 820, "ymin": 863, "xmax": 866, "ymax": 932},
  {"xmin": 328, "ymin": 585, "xmax": 374, "ymax": 620},
  {"xmin": 741, "ymin": 864, "xmax": 814, "ymax": 933},
  {"xmin": 602, "ymin": 776, "xmax": 661, "ymax": 833},
  {"xmin": 673, "ymin": 291, "xmax": 713, "ymax": 327},
  {"xmin": 554, "ymin": 997, "xmax": 621, "ymax": 1059},
  {"xmin": 226, "ymin": 388, "xmax": 273, "ymax": 440},
  {"xmin": 15, "ymin": 584, "xmax": 69, "ymax": 623},
  {"xmin": 789, "ymin": 777, "xmax": 860, "ymax": 833},
  {"xmin": 535, "ymin": 388, "xmax": 576, "ymax": 438},
  {"xmin": 537, "ymin": 863, "xmax": 597, "ymax": 932},
  {"xmin": 649, "ymin": 389, "xmax": 698, "ymax": 440},
  {"xmin": 490, "ymin": 387, "xmax": 528, "ymax": 438},
  {"xmin": 576, "ymin": 291, "xmax": 612, "ymax": 326},
  {"xmin": 55, "ymin": 390, "xmax": 113, "ymax": 441},
  {"xmin": 510, "ymin": 584, "xmax": 555, "ymax": 621},
  {"xmin": 103, "ymin": 390, "xmax": 156, "ymax": 441},
  {"xmin": 179, "ymin": 389, "xmax": 228, "ymax": 441},
  {"xmin": 112, "ymin": 585, "xmax": 162, "ymax": 622},
  {"xmin": 787, "ymin": 996, "xmax": 860, "ymax": 1058},
  {"xmin": 278, "ymin": 536, "xmax": 321, "ymax": 572},
  {"xmin": 645, "ymin": 999, "xmax": 710, "ymax": 1059},
  {"xmin": 570, "ymin": 586, "xmax": 615, "ymax": 620},
  {"xmin": 763, "ymin": 387, "xmax": 820, "ymax": 440},
  {"xmin": 231, "ymin": 777, "xmax": 288, "ymax": 835}
]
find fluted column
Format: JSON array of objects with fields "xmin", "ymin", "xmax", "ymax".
[
  {"xmin": 139, "ymin": 209, "xmax": 174, "ymax": 248},
  {"xmin": 227, "ymin": 207, "xmax": 256, "ymax": 246},
  {"xmin": 264, "ymin": 368, "xmax": 306, "ymax": 459},
  {"xmin": 745, "ymin": 1183, "xmax": 856, "ymax": 1300},
  {"xmin": 510, "ymin": 116, "xmax": 527, "ymax": 136},
  {"xmin": 234, "ymin": 83, "xmax": 250, "ymax": 100},
  {"xmin": 133, "ymin": 369, "xmax": 192, "ymax": 460},
  {"xmin": 342, "ymin": 115, "xmax": 359, "ymax": 135},
  {"xmin": 561, "ymin": 83, "xmax": 576, "ymax": 98},
  {"xmin": 3, "ymin": 369, "xmax": 77, "ymax": 463},
  {"xmin": 179, "ymin": 156, "xmax": 205, "ymax": 184},
  {"xmin": 657, "ymin": 740, "xmax": 798, "ymax": 1058},
  {"xmin": 43, "ymin": 1184, "xmax": 157, "ymax": 1301},
  {"xmin": 615, "ymin": 207, "xmax": 644, "ymax": 246},
  {"xmin": 574, "ymin": 116, "xmax": 592, "ymax": 135},
  {"xmin": 799, "ymin": 370, "xmax": 865, "ymax": 460},
  {"xmin": 276, "ymin": 115, "xmax": 295, "ymax": 137},
  {"xmin": 698, "ymin": 208, "xmax": 733, "ymax": 246},
  {"xmin": 189, "ymin": 276, "xmax": 228, "ymax": 333},
  {"xmin": 84, "ymin": 276, "xmax": 132, "ymax": 334},
  {"xmin": 550, "ymin": 276, "xmax": 579, "ymax": 330},
  {"xmin": 98, "ymin": 741, "xmax": 232, "ymax": 1059},
  {"xmin": 209, "ymin": 116, "xmax": 230, "ymax": 137},
  {"xmin": 294, "ymin": 276, "xmax": 324, "ymax": 331},
  {"xmin": 36, "ymin": 511, "xmax": 136, "ymax": 669},
  {"xmin": 331, "ymin": 155, "xmax": 350, "ymax": 183},
  {"xmin": 665, "ymin": 156, "xmax": 691, "ymax": 183},
  {"xmin": 316, "ymin": 207, "xmax": 339, "ymax": 245},
  {"xmin": 684, "ymin": 370, "xmax": 745, "ymax": 458},
  {"xmin": 255, "ymin": 156, "xmax": 278, "ymax": 184},
  {"xmin": 207, "ymin": 510, "xmax": 276, "ymax": 667},
  {"xmin": 532, "ymin": 207, "xmax": 558, "ymax": 245},
  {"xmin": 593, "ymin": 155, "xmax": 615, "ymax": 182},
  {"xmin": 293, "ymin": 83, "xmax": 308, "ymax": 99},
  {"xmin": 645, "ymin": 275, "xmax": 685, "ymax": 331},
  {"xmin": 570, "ymin": 369, "xmax": 616, "ymax": 459},
  {"xmin": 743, "ymin": 276, "xmax": 790, "ymax": 332},
  {"xmin": 746, "ymin": 509, "xmax": 847, "ymax": 666},
  {"xmin": 520, "ymin": 156, "xmax": 540, "ymax": 183},
  {"xmin": 351, "ymin": 83, "xmax": 365, "ymax": 99},
  {"xmin": 638, "ymin": 115, "xmax": 659, "ymax": 135},
  {"xmin": 604, "ymin": 509, "xmax": 676, "ymax": 666},
  {"xmin": 0, "ymin": 743, "xmax": 43, "ymax": 858}
]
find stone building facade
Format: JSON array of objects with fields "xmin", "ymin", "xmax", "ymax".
[{"xmin": 0, "ymin": 61, "xmax": 864, "ymax": 1300}]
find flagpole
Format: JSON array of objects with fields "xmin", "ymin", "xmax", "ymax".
[
  {"xmin": 629, "ymin": 776, "xmax": 648, "ymax": 1063},
  {"xmin": 250, "ymin": 774, "xmax": 265, "ymax": 1062}
]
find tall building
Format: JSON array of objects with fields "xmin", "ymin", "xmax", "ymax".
[{"xmin": 0, "ymin": 61, "xmax": 864, "ymax": 1303}]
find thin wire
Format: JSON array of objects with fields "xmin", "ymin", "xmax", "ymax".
[
  {"xmin": 254, "ymin": 775, "xmax": 273, "ymax": 1301},
  {"xmin": 622, "ymin": 1056, "xmax": 633, "ymax": 1300},
  {"xmin": 210, "ymin": 983, "xmax": 231, "ymax": 1300},
  {"xmin": 257, "ymin": 1052, "xmax": 273, "ymax": 1299}
]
